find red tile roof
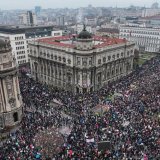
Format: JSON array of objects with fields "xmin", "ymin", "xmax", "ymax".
[{"xmin": 36, "ymin": 35, "xmax": 127, "ymax": 49}]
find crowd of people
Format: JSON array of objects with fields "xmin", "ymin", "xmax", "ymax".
[{"xmin": 0, "ymin": 56, "xmax": 160, "ymax": 159}]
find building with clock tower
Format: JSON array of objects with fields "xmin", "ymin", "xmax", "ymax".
[{"xmin": 0, "ymin": 39, "xmax": 23, "ymax": 131}]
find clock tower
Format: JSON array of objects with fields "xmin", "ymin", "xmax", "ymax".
[{"xmin": 0, "ymin": 39, "xmax": 23, "ymax": 131}]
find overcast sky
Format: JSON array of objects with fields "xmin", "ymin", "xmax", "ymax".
[{"xmin": 0, "ymin": 0, "xmax": 156, "ymax": 10}]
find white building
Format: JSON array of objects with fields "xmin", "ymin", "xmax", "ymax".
[
  {"xmin": 85, "ymin": 16, "xmax": 97, "ymax": 26},
  {"xmin": 142, "ymin": 8, "xmax": 160, "ymax": 17},
  {"xmin": 120, "ymin": 25, "xmax": 160, "ymax": 53},
  {"xmin": 56, "ymin": 16, "xmax": 65, "ymax": 26},
  {"xmin": 19, "ymin": 11, "xmax": 37, "ymax": 26},
  {"xmin": 0, "ymin": 26, "xmax": 61, "ymax": 66},
  {"xmin": 0, "ymin": 33, "xmax": 29, "ymax": 65}
]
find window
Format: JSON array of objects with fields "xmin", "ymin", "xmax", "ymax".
[
  {"xmin": 68, "ymin": 59, "xmax": 71, "ymax": 64},
  {"xmin": 116, "ymin": 68, "xmax": 118, "ymax": 74},
  {"xmin": 98, "ymin": 75, "xmax": 101, "ymax": 82},
  {"xmin": 117, "ymin": 54, "xmax": 119, "ymax": 58},
  {"xmin": 112, "ymin": 70, "xmax": 114, "ymax": 75},
  {"xmin": 77, "ymin": 57, "xmax": 80, "ymax": 65},
  {"xmin": 108, "ymin": 56, "xmax": 111, "ymax": 61},
  {"xmin": 112, "ymin": 55, "xmax": 115, "ymax": 59},
  {"xmin": 68, "ymin": 76, "xmax": 71, "ymax": 83},
  {"xmin": 120, "ymin": 67, "xmax": 122, "ymax": 73},
  {"xmin": 13, "ymin": 112, "xmax": 18, "ymax": 122},
  {"xmin": 98, "ymin": 59, "xmax": 101, "ymax": 64},
  {"xmin": 107, "ymin": 72, "xmax": 110, "ymax": 78},
  {"xmin": 63, "ymin": 57, "xmax": 66, "ymax": 63},
  {"xmin": 59, "ymin": 57, "xmax": 61, "ymax": 61},
  {"xmin": 55, "ymin": 55, "xmax": 57, "ymax": 60},
  {"xmin": 103, "ymin": 57, "xmax": 106, "ymax": 62},
  {"xmin": 89, "ymin": 57, "xmax": 92, "ymax": 65},
  {"xmin": 82, "ymin": 58, "xmax": 87, "ymax": 66}
]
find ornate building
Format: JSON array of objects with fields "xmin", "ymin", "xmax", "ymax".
[
  {"xmin": 29, "ymin": 27, "xmax": 135, "ymax": 94},
  {"xmin": 0, "ymin": 39, "xmax": 23, "ymax": 130}
]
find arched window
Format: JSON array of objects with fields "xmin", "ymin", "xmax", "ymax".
[
  {"xmin": 63, "ymin": 57, "xmax": 66, "ymax": 63},
  {"xmin": 13, "ymin": 112, "xmax": 18, "ymax": 122},
  {"xmin": 98, "ymin": 59, "xmax": 101, "ymax": 64},
  {"xmin": 68, "ymin": 59, "xmax": 71, "ymax": 64}
]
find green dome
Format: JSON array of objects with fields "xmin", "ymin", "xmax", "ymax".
[{"xmin": 78, "ymin": 25, "xmax": 92, "ymax": 39}]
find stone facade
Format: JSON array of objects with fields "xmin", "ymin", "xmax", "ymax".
[
  {"xmin": 120, "ymin": 25, "xmax": 160, "ymax": 53},
  {"xmin": 29, "ymin": 28, "xmax": 135, "ymax": 94},
  {"xmin": 0, "ymin": 39, "xmax": 23, "ymax": 130}
]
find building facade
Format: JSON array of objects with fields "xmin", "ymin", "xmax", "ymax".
[
  {"xmin": 84, "ymin": 16, "xmax": 97, "ymax": 26},
  {"xmin": 120, "ymin": 25, "xmax": 160, "ymax": 53},
  {"xmin": 56, "ymin": 16, "xmax": 65, "ymax": 26},
  {"xmin": 72, "ymin": 24, "xmax": 92, "ymax": 34},
  {"xmin": 142, "ymin": 8, "xmax": 160, "ymax": 17},
  {"xmin": 96, "ymin": 28, "xmax": 119, "ymax": 38},
  {"xmin": 0, "ymin": 26, "xmax": 61, "ymax": 66},
  {"xmin": 29, "ymin": 27, "xmax": 135, "ymax": 94},
  {"xmin": 0, "ymin": 39, "xmax": 23, "ymax": 130}
]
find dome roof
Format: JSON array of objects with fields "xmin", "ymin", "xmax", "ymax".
[{"xmin": 78, "ymin": 25, "xmax": 92, "ymax": 39}]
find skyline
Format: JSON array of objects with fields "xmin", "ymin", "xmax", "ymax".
[{"xmin": 0, "ymin": 0, "xmax": 158, "ymax": 10}]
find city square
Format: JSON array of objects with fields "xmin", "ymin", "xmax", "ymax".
[
  {"xmin": 0, "ymin": 51, "xmax": 160, "ymax": 159},
  {"xmin": 0, "ymin": 1, "xmax": 160, "ymax": 159}
]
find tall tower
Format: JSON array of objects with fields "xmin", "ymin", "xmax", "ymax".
[
  {"xmin": 0, "ymin": 39, "xmax": 23, "ymax": 131},
  {"xmin": 19, "ymin": 11, "xmax": 37, "ymax": 26}
]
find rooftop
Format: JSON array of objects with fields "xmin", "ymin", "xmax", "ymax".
[
  {"xmin": 97, "ymin": 28, "xmax": 119, "ymax": 34},
  {"xmin": 140, "ymin": 14, "xmax": 160, "ymax": 20},
  {"xmin": 36, "ymin": 35, "xmax": 127, "ymax": 49},
  {"xmin": 0, "ymin": 25, "xmax": 60, "ymax": 34}
]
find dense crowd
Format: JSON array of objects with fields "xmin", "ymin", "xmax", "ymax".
[{"xmin": 0, "ymin": 56, "xmax": 160, "ymax": 159}]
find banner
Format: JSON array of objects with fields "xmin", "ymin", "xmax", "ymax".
[{"xmin": 86, "ymin": 138, "xmax": 95, "ymax": 143}]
